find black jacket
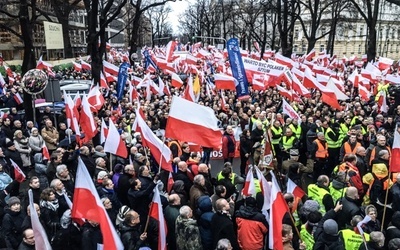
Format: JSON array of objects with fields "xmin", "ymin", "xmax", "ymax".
[
  {"xmin": 127, "ymin": 181, "xmax": 156, "ymax": 225},
  {"xmin": 118, "ymin": 222, "xmax": 145, "ymax": 250},
  {"xmin": 211, "ymin": 212, "xmax": 240, "ymax": 250},
  {"xmin": 81, "ymin": 222, "xmax": 102, "ymax": 250},
  {"xmin": 117, "ymin": 173, "xmax": 134, "ymax": 206},
  {"xmin": 2, "ymin": 208, "xmax": 25, "ymax": 249},
  {"xmin": 336, "ymin": 195, "xmax": 361, "ymax": 230}
]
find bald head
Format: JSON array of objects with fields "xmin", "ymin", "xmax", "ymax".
[
  {"xmin": 178, "ymin": 161, "xmax": 188, "ymax": 172},
  {"xmin": 317, "ymin": 175, "xmax": 329, "ymax": 187},
  {"xmin": 168, "ymin": 194, "xmax": 181, "ymax": 205},
  {"xmin": 198, "ymin": 163, "xmax": 209, "ymax": 174},
  {"xmin": 346, "ymin": 186, "xmax": 359, "ymax": 199}
]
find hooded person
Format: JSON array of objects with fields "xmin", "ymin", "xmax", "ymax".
[
  {"xmin": 51, "ymin": 209, "xmax": 82, "ymax": 250},
  {"xmin": 34, "ymin": 153, "xmax": 49, "ymax": 189},
  {"xmin": 197, "ymin": 195, "xmax": 215, "ymax": 250}
]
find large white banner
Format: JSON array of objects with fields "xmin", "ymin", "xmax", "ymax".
[
  {"xmin": 242, "ymin": 57, "xmax": 287, "ymax": 77},
  {"xmin": 43, "ymin": 21, "xmax": 64, "ymax": 50}
]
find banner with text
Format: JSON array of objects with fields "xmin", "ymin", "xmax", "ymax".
[
  {"xmin": 227, "ymin": 38, "xmax": 250, "ymax": 100},
  {"xmin": 243, "ymin": 57, "xmax": 287, "ymax": 77},
  {"xmin": 43, "ymin": 21, "xmax": 64, "ymax": 50}
]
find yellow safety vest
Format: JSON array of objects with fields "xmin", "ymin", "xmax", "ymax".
[
  {"xmin": 339, "ymin": 123, "xmax": 349, "ymax": 142},
  {"xmin": 217, "ymin": 172, "xmax": 237, "ymax": 185},
  {"xmin": 340, "ymin": 229, "xmax": 370, "ymax": 250},
  {"xmin": 270, "ymin": 126, "xmax": 283, "ymax": 145},
  {"xmin": 307, "ymin": 184, "xmax": 329, "ymax": 214},
  {"xmin": 300, "ymin": 224, "xmax": 315, "ymax": 250},
  {"xmin": 329, "ymin": 183, "xmax": 347, "ymax": 204},
  {"xmin": 289, "ymin": 124, "xmax": 302, "ymax": 139},
  {"xmin": 324, "ymin": 127, "xmax": 341, "ymax": 149},
  {"xmin": 282, "ymin": 136, "xmax": 296, "ymax": 151}
]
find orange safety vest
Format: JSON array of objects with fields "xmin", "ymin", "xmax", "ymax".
[
  {"xmin": 168, "ymin": 140, "xmax": 182, "ymax": 157},
  {"xmin": 338, "ymin": 162, "xmax": 359, "ymax": 175},
  {"xmin": 344, "ymin": 142, "xmax": 361, "ymax": 155},
  {"xmin": 314, "ymin": 139, "xmax": 328, "ymax": 158},
  {"xmin": 369, "ymin": 146, "xmax": 391, "ymax": 166}
]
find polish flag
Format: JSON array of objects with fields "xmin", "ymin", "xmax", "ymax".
[
  {"xmin": 347, "ymin": 70, "xmax": 360, "ymax": 88},
  {"xmin": 291, "ymin": 73, "xmax": 311, "ymax": 97},
  {"xmin": 87, "ymin": 84, "xmax": 105, "ymax": 111},
  {"xmin": 79, "ymin": 95, "xmax": 97, "ymax": 142},
  {"xmin": 81, "ymin": 60, "xmax": 91, "ymax": 70},
  {"xmin": 305, "ymin": 49, "xmax": 316, "ymax": 61},
  {"xmin": 303, "ymin": 67, "xmax": 318, "ymax": 89},
  {"xmin": 104, "ymin": 121, "xmax": 128, "ymax": 158},
  {"xmin": 36, "ymin": 56, "xmax": 53, "ymax": 70},
  {"xmin": 242, "ymin": 166, "xmax": 256, "ymax": 197},
  {"xmin": 385, "ymin": 74, "xmax": 400, "ymax": 85},
  {"xmin": 378, "ymin": 57, "xmax": 394, "ymax": 71},
  {"xmin": 28, "ymin": 190, "xmax": 52, "ymax": 250},
  {"xmin": 64, "ymin": 91, "xmax": 81, "ymax": 136},
  {"xmin": 14, "ymin": 93, "xmax": 23, "ymax": 105},
  {"xmin": 132, "ymin": 109, "xmax": 172, "ymax": 172},
  {"xmin": 165, "ymin": 40, "xmax": 177, "ymax": 62},
  {"xmin": 186, "ymin": 54, "xmax": 198, "ymax": 65},
  {"xmin": 99, "ymin": 72, "xmax": 109, "ymax": 89},
  {"xmin": 276, "ymin": 85, "xmax": 292, "ymax": 100},
  {"xmin": 149, "ymin": 186, "xmax": 168, "ymax": 250},
  {"xmin": 275, "ymin": 53, "xmax": 295, "ymax": 69},
  {"xmin": 72, "ymin": 61, "xmax": 82, "ymax": 72},
  {"xmin": 167, "ymin": 172, "xmax": 174, "ymax": 194},
  {"xmin": 74, "ymin": 93, "xmax": 81, "ymax": 110},
  {"xmin": 100, "ymin": 118, "xmax": 109, "ymax": 144},
  {"xmin": 165, "ymin": 96, "xmax": 222, "ymax": 149},
  {"xmin": 282, "ymin": 99, "xmax": 301, "ymax": 124},
  {"xmin": 42, "ymin": 142, "xmax": 50, "ymax": 161},
  {"xmin": 358, "ymin": 84, "xmax": 371, "ymax": 101},
  {"xmin": 105, "ymin": 71, "xmax": 117, "ymax": 83},
  {"xmin": 103, "ymin": 60, "xmax": 119, "ymax": 76},
  {"xmin": 269, "ymin": 172, "xmax": 289, "ymax": 250},
  {"xmin": 378, "ymin": 90, "xmax": 389, "ymax": 113},
  {"xmin": 170, "ymin": 72, "xmax": 183, "ymax": 88},
  {"xmin": 129, "ymin": 81, "xmax": 139, "ymax": 103},
  {"xmin": 220, "ymin": 91, "xmax": 228, "ymax": 112},
  {"xmin": 72, "ymin": 158, "xmax": 124, "ymax": 250},
  {"xmin": 286, "ymin": 178, "xmax": 305, "ymax": 199},
  {"xmin": 182, "ymin": 75, "xmax": 196, "ymax": 102},
  {"xmin": 361, "ymin": 54, "xmax": 368, "ymax": 62},
  {"xmin": 0, "ymin": 72, "xmax": 5, "ymax": 87},
  {"xmin": 158, "ymin": 77, "xmax": 165, "ymax": 97},
  {"xmin": 390, "ymin": 125, "xmax": 400, "ymax": 172},
  {"xmin": 252, "ymin": 78, "xmax": 266, "ymax": 91},
  {"xmin": 214, "ymin": 73, "xmax": 236, "ymax": 90},
  {"xmin": 10, "ymin": 159, "xmax": 25, "ymax": 183},
  {"xmin": 131, "ymin": 76, "xmax": 143, "ymax": 86}
]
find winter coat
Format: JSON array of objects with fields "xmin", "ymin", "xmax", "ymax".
[
  {"xmin": 171, "ymin": 180, "xmax": 189, "ymax": 206},
  {"xmin": 4, "ymin": 148, "xmax": 23, "ymax": 172},
  {"xmin": 164, "ymin": 204, "xmax": 180, "ymax": 250},
  {"xmin": 175, "ymin": 215, "xmax": 202, "ymax": 250},
  {"xmin": 51, "ymin": 223, "xmax": 82, "ymax": 250},
  {"xmin": 40, "ymin": 200, "xmax": 61, "ymax": 239},
  {"xmin": 222, "ymin": 132, "xmax": 236, "ymax": 159},
  {"xmin": 337, "ymin": 195, "xmax": 361, "ymax": 230},
  {"xmin": 127, "ymin": 181, "xmax": 156, "ymax": 224},
  {"xmin": 41, "ymin": 126, "xmax": 59, "ymax": 151},
  {"xmin": 118, "ymin": 222, "xmax": 146, "ymax": 250},
  {"xmin": 33, "ymin": 153, "xmax": 49, "ymax": 189},
  {"xmin": 81, "ymin": 222, "xmax": 102, "ymax": 250},
  {"xmin": 197, "ymin": 196, "xmax": 214, "ymax": 250},
  {"xmin": 117, "ymin": 173, "xmax": 134, "ymax": 206},
  {"xmin": 14, "ymin": 138, "xmax": 32, "ymax": 167},
  {"xmin": 211, "ymin": 212, "xmax": 240, "ymax": 250},
  {"xmin": 235, "ymin": 205, "xmax": 268, "ymax": 250},
  {"xmin": 28, "ymin": 134, "xmax": 44, "ymax": 153},
  {"xmin": 2, "ymin": 208, "xmax": 25, "ymax": 249},
  {"xmin": 189, "ymin": 184, "xmax": 207, "ymax": 211}
]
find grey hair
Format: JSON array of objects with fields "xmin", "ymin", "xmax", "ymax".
[
  {"xmin": 370, "ymin": 231, "xmax": 385, "ymax": 244},
  {"xmin": 216, "ymin": 238, "xmax": 231, "ymax": 250},
  {"xmin": 50, "ymin": 178, "xmax": 61, "ymax": 189},
  {"xmin": 193, "ymin": 174, "xmax": 204, "ymax": 185},
  {"xmin": 179, "ymin": 205, "xmax": 192, "ymax": 218},
  {"xmin": 56, "ymin": 164, "xmax": 68, "ymax": 175}
]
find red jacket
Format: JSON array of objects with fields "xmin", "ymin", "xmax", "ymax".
[{"xmin": 222, "ymin": 133, "xmax": 236, "ymax": 158}]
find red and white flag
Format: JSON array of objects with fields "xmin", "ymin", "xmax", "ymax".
[
  {"xmin": 305, "ymin": 49, "xmax": 316, "ymax": 61},
  {"xmin": 252, "ymin": 78, "xmax": 266, "ymax": 91},
  {"xmin": 81, "ymin": 60, "xmax": 92, "ymax": 71},
  {"xmin": 72, "ymin": 61, "xmax": 82, "ymax": 72},
  {"xmin": 104, "ymin": 121, "xmax": 128, "ymax": 158},
  {"xmin": 129, "ymin": 81, "xmax": 139, "ymax": 103},
  {"xmin": 87, "ymin": 84, "xmax": 105, "ymax": 111},
  {"xmin": 64, "ymin": 91, "xmax": 81, "ymax": 136},
  {"xmin": 10, "ymin": 159, "xmax": 25, "ymax": 183},
  {"xmin": 378, "ymin": 90, "xmax": 389, "ymax": 113},
  {"xmin": 167, "ymin": 172, "xmax": 174, "ymax": 194},
  {"xmin": 390, "ymin": 125, "xmax": 400, "ymax": 172},
  {"xmin": 149, "ymin": 186, "xmax": 168, "ymax": 250},
  {"xmin": 242, "ymin": 166, "xmax": 256, "ymax": 197},
  {"xmin": 170, "ymin": 72, "xmax": 183, "ymax": 88},
  {"xmin": 165, "ymin": 40, "xmax": 177, "ymax": 62},
  {"xmin": 79, "ymin": 95, "xmax": 97, "ymax": 143},
  {"xmin": 103, "ymin": 60, "xmax": 119, "ymax": 76},
  {"xmin": 378, "ymin": 57, "xmax": 394, "ymax": 71},
  {"xmin": 99, "ymin": 72, "xmax": 109, "ymax": 90},
  {"xmin": 14, "ymin": 93, "xmax": 23, "ymax": 105},
  {"xmin": 358, "ymin": 84, "xmax": 371, "ymax": 102},
  {"xmin": 269, "ymin": 172, "xmax": 289, "ymax": 250},
  {"xmin": 132, "ymin": 108, "xmax": 172, "ymax": 172},
  {"xmin": 42, "ymin": 142, "xmax": 50, "ymax": 161},
  {"xmin": 100, "ymin": 118, "xmax": 109, "ymax": 144},
  {"xmin": 275, "ymin": 53, "xmax": 295, "ymax": 69},
  {"xmin": 158, "ymin": 76, "xmax": 165, "ymax": 97},
  {"xmin": 214, "ymin": 73, "xmax": 236, "ymax": 90},
  {"xmin": 36, "ymin": 55, "xmax": 53, "ymax": 70},
  {"xmin": 182, "ymin": 75, "xmax": 196, "ymax": 102},
  {"xmin": 282, "ymin": 99, "xmax": 301, "ymax": 124},
  {"xmin": 165, "ymin": 96, "xmax": 222, "ymax": 149},
  {"xmin": 72, "ymin": 158, "xmax": 124, "ymax": 250},
  {"xmin": 287, "ymin": 178, "xmax": 306, "ymax": 199},
  {"xmin": 28, "ymin": 189, "xmax": 52, "ymax": 250}
]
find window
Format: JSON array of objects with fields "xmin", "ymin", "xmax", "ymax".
[
  {"xmin": 320, "ymin": 44, "xmax": 325, "ymax": 52},
  {"xmin": 358, "ymin": 44, "xmax": 361, "ymax": 53},
  {"xmin": 359, "ymin": 26, "xmax": 364, "ymax": 37},
  {"xmin": 294, "ymin": 45, "xmax": 298, "ymax": 52}
]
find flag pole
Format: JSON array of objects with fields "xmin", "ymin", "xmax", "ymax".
[
  {"xmin": 158, "ymin": 136, "xmax": 167, "ymax": 174},
  {"xmin": 287, "ymin": 209, "xmax": 303, "ymax": 242},
  {"xmin": 381, "ymin": 168, "xmax": 392, "ymax": 232}
]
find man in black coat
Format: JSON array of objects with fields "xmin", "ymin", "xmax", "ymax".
[
  {"xmin": 173, "ymin": 161, "xmax": 193, "ymax": 194},
  {"xmin": 81, "ymin": 220, "xmax": 102, "ymax": 250},
  {"xmin": 117, "ymin": 164, "xmax": 135, "ymax": 206},
  {"xmin": 211, "ymin": 198, "xmax": 240, "ymax": 250},
  {"xmin": 336, "ymin": 186, "xmax": 361, "ymax": 230},
  {"xmin": 79, "ymin": 146, "xmax": 96, "ymax": 179},
  {"xmin": 118, "ymin": 210, "xmax": 147, "ymax": 250}
]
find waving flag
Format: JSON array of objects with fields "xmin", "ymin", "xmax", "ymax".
[
  {"xmin": 79, "ymin": 95, "xmax": 97, "ymax": 142},
  {"xmin": 149, "ymin": 186, "xmax": 168, "ymax": 250},
  {"xmin": 242, "ymin": 166, "xmax": 256, "ymax": 197},
  {"xmin": 287, "ymin": 178, "xmax": 305, "ymax": 199},
  {"xmin": 42, "ymin": 142, "xmax": 50, "ymax": 161},
  {"xmin": 29, "ymin": 190, "xmax": 52, "ymax": 250},
  {"xmin": 214, "ymin": 73, "xmax": 236, "ymax": 90},
  {"xmin": 170, "ymin": 72, "xmax": 183, "ymax": 88},
  {"xmin": 64, "ymin": 91, "xmax": 81, "ymax": 136},
  {"xmin": 10, "ymin": 159, "xmax": 25, "ymax": 183},
  {"xmin": 104, "ymin": 121, "xmax": 128, "ymax": 158},
  {"xmin": 390, "ymin": 126, "xmax": 400, "ymax": 172},
  {"xmin": 72, "ymin": 158, "xmax": 124, "ymax": 250},
  {"xmin": 227, "ymin": 38, "xmax": 250, "ymax": 99}
]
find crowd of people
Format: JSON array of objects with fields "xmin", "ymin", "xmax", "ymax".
[{"xmin": 0, "ymin": 46, "xmax": 399, "ymax": 250}]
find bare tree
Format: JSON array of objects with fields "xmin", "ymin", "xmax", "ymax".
[
  {"xmin": 275, "ymin": 0, "xmax": 300, "ymax": 56},
  {"xmin": 147, "ymin": 5, "xmax": 173, "ymax": 46}
]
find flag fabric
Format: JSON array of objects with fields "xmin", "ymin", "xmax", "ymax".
[
  {"xmin": 263, "ymin": 133, "xmax": 273, "ymax": 166},
  {"xmin": 214, "ymin": 73, "xmax": 237, "ymax": 90},
  {"xmin": 132, "ymin": 109, "xmax": 172, "ymax": 172},
  {"xmin": 149, "ymin": 186, "xmax": 168, "ymax": 250},
  {"xmin": 28, "ymin": 189, "xmax": 52, "ymax": 250},
  {"xmin": 378, "ymin": 90, "xmax": 389, "ymax": 113},
  {"xmin": 99, "ymin": 72, "xmax": 109, "ymax": 89},
  {"xmin": 182, "ymin": 75, "xmax": 196, "ymax": 102},
  {"xmin": 81, "ymin": 60, "xmax": 91, "ymax": 71},
  {"xmin": 305, "ymin": 49, "xmax": 316, "ymax": 61},
  {"xmin": 103, "ymin": 60, "xmax": 119, "ymax": 76},
  {"xmin": 227, "ymin": 38, "xmax": 250, "ymax": 99},
  {"xmin": 72, "ymin": 61, "xmax": 82, "ymax": 72},
  {"xmin": 64, "ymin": 91, "xmax": 81, "ymax": 136},
  {"xmin": 252, "ymin": 78, "xmax": 266, "ymax": 91},
  {"xmin": 275, "ymin": 53, "xmax": 295, "ymax": 69},
  {"xmin": 165, "ymin": 96, "xmax": 222, "ymax": 149},
  {"xmin": 378, "ymin": 57, "xmax": 394, "ymax": 71},
  {"xmin": 72, "ymin": 158, "xmax": 124, "ymax": 250},
  {"xmin": 87, "ymin": 84, "xmax": 105, "ymax": 111},
  {"xmin": 42, "ymin": 142, "xmax": 50, "ymax": 161},
  {"xmin": 14, "ymin": 93, "xmax": 23, "ymax": 105},
  {"xmin": 167, "ymin": 172, "xmax": 174, "ymax": 194},
  {"xmin": 170, "ymin": 72, "xmax": 183, "ymax": 88},
  {"xmin": 10, "ymin": 159, "xmax": 26, "ymax": 183},
  {"xmin": 242, "ymin": 166, "xmax": 256, "ymax": 197},
  {"xmin": 129, "ymin": 81, "xmax": 139, "ymax": 103},
  {"xmin": 117, "ymin": 62, "xmax": 130, "ymax": 100},
  {"xmin": 104, "ymin": 121, "xmax": 128, "ymax": 158},
  {"xmin": 100, "ymin": 118, "xmax": 109, "ymax": 144},
  {"xmin": 282, "ymin": 99, "xmax": 301, "ymax": 124},
  {"xmin": 36, "ymin": 56, "xmax": 53, "ymax": 70},
  {"xmin": 269, "ymin": 172, "xmax": 290, "ymax": 250},
  {"xmin": 286, "ymin": 178, "xmax": 306, "ymax": 199},
  {"xmin": 390, "ymin": 125, "xmax": 400, "ymax": 172},
  {"xmin": 79, "ymin": 95, "xmax": 97, "ymax": 142}
]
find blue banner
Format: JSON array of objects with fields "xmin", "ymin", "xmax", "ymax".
[
  {"xmin": 143, "ymin": 50, "xmax": 158, "ymax": 71},
  {"xmin": 226, "ymin": 38, "xmax": 250, "ymax": 100},
  {"xmin": 117, "ymin": 62, "xmax": 130, "ymax": 100}
]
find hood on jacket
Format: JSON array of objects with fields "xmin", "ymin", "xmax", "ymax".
[
  {"xmin": 173, "ymin": 180, "xmax": 185, "ymax": 193},
  {"xmin": 331, "ymin": 179, "xmax": 347, "ymax": 190},
  {"xmin": 197, "ymin": 195, "xmax": 212, "ymax": 213},
  {"xmin": 34, "ymin": 153, "xmax": 43, "ymax": 163}
]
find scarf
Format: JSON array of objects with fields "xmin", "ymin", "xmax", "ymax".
[{"xmin": 40, "ymin": 199, "xmax": 59, "ymax": 212}]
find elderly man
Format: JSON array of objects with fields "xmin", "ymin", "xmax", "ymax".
[
  {"xmin": 118, "ymin": 210, "xmax": 147, "ymax": 250},
  {"xmin": 41, "ymin": 119, "xmax": 59, "ymax": 154},
  {"xmin": 222, "ymin": 126, "xmax": 236, "ymax": 163},
  {"xmin": 336, "ymin": 187, "xmax": 361, "ymax": 230},
  {"xmin": 117, "ymin": 165, "xmax": 135, "ymax": 206},
  {"xmin": 189, "ymin": 175, "xmax": 208, "ymax": 211},
  {"xmin": 307, "ymin": 175, "xmax": 334, "ymax": 215},
  {"xmin": 164, "ymin": 194, "xmax": 181, "ymax": 250},
  {"xmin": 176, "ymin": 206, "xmax": 202, "ymax": 250},
  {"xmin": 174, "ymin": 161, "xmax": 193, "ymax": 194}
]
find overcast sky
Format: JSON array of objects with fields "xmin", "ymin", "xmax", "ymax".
[{"xmin": 167, "ymin": 1, "xmax": 190, "ymax": 34}]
